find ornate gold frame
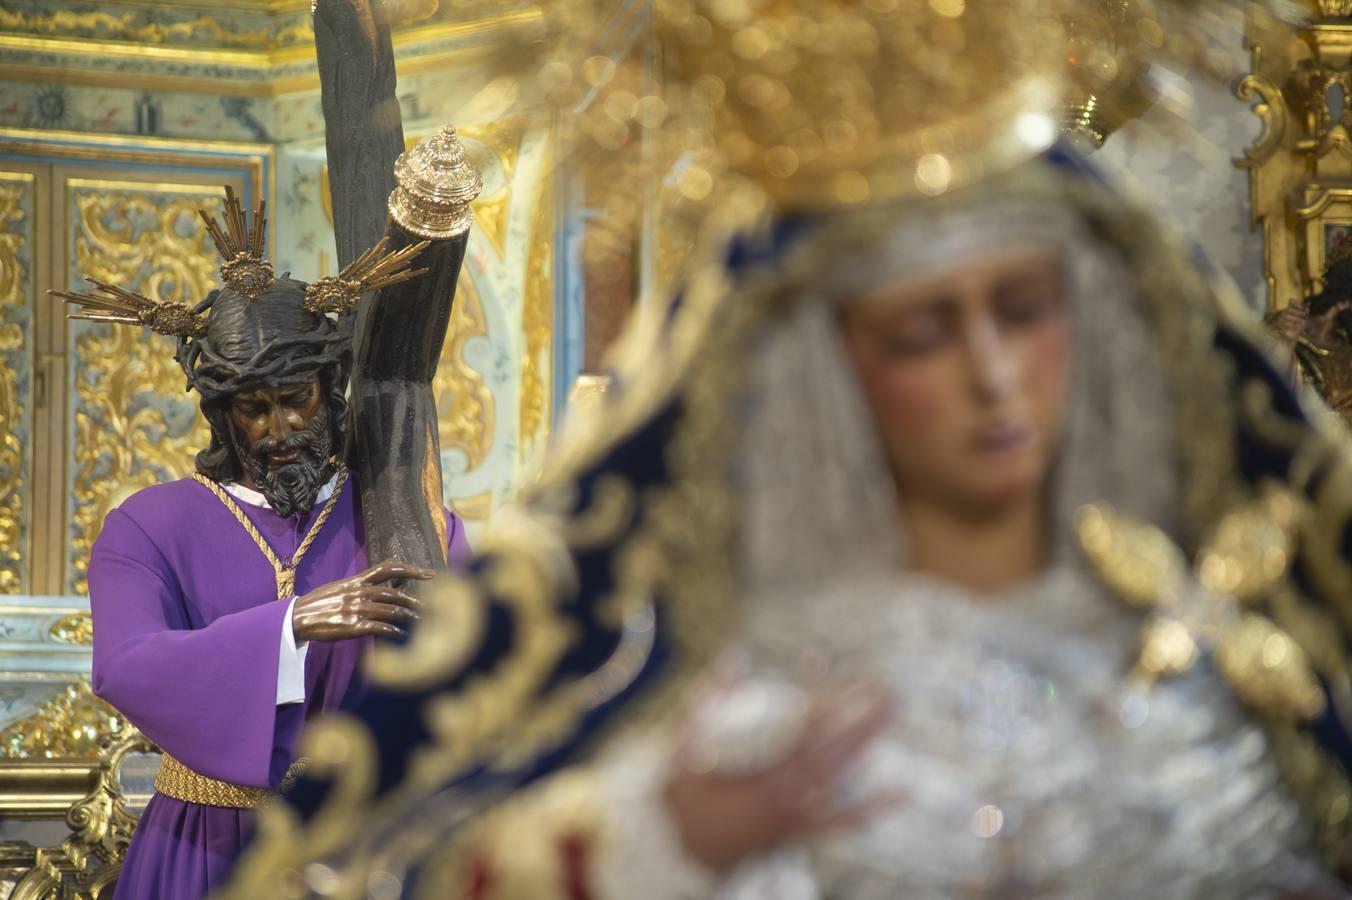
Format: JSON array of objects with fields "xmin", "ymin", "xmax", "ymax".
[
  {"xmin": 1236, "ymin": 6, "xmax": 1352, "ymax": 312},
  {"xmin": 0, "ymin": 728, "xmax": 156, "ymax": 899}
]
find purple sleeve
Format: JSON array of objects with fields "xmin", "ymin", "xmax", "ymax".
[
  {"xmin": 88, "ymin": 509, "xmax": 288, "ymax": 788},
  {"xmin": 445, "ymin": 508, "xmax": 472, "ymax": 568}
]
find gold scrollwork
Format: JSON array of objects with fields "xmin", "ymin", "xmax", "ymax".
[
  {"xmin": 1235, "ymin": 66, "xmax": 1289, "ymax": 169},
  {"xmin": 0, "ymin": 172, "xmax": 32, "ymax": 594},
  {"xmin": 66, "ymin": 180, "xmax": 219, "ymax": 595},
  {"xmin": 0, "ymin": 680, "xmax": 127, "ymax": 760},
  {"xmin": 6, "ymin": 727, "xmax": 156, "ymax": 899},
  {"xmin": 432, "ymin": 274, "xmax": 495, "ymax": 474},
  {"xmin": 49, "ymin": 611, "xmax": 94, "ymax": 646}
]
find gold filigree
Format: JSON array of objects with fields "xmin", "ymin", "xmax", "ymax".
[
  {"xmin": 200, "ymin": 185, "xmax": 273, "ymax": 300},
  {"xmin": 0, "ymin": 172, "xmax": 32, "ymax": 594},
  {"xmin": 390, "ymin": 125, "xmax": 484, "ymax": 239},
  {"xmin": 432, "ymin": 274, "xmax": 494, "ymax": 473},
  {"xmin": 0, "ymin": 680, "xmax": 127, "ymax": 759},
  {"xmin": 52, "ymin": 277, "xmax": 208, "ymax": 338},
  {"xmin": 49, "ymin": 611, "xmax": 94, "ymax": 646},
  {"xmin": 66, "ymin": 181, "xmax": 218, "ymax": 595},
  {"xmin": 303, "ymin": 237, "xmax": 429, "ymax": 314}
]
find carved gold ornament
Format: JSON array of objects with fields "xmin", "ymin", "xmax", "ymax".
[
  {"xmin": 2, "ymin": 727, "xmax": 156, "ymax": 897},
  {"xmin": 303, "ymin": 237, "xmax": 430, "ymax": 315},
  {"xmin": 0, "ymin": 680, "xmax": 126, "ymax": 759},
  {"xmin": 51, "ymin": 278, "xmax": 208, "ymax": 339},
  {"xmin": 49, "ymin": 611, "xmax": 94, "ymax": 646},
  {"xmin": 0, "ymin": 172, "xmax": 32, "ymax": 595},
  {"xmin": 66, "ymin": 180, "xmax": 217, "ymax": 595},
  {"xmin": 1077, "ymin": 488, "xmax": 1325, "ymax": 721},
  {"xmin": 200, "ymin": 184, "xmax": 274, "ymax": 300},
  {"xmin": 389, "ymin": 125, "xmax": 484, "ymax": 239}
]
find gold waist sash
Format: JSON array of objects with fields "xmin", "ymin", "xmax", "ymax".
[{"xmin": 155, "ymin": 754, "xmax": 296, "ymax": 809}]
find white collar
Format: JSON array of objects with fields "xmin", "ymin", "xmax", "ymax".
[{"xmin": 221, "ymin": 472, "xmax": 341, "ymax": 511}]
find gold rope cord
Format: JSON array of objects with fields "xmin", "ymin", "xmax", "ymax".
[
  {"xmin": 191, "ymin": 468, "xmax": 350, "ymax": 600},
  {"xmin": 155, "ymin": 754, "xmax": 309, "ymax": 809}
]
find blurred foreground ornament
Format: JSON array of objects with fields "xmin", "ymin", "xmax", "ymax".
[
  {"xmin": 1076, "ymin": 487, "xmax": 1326, "ymax": 722},
  {"xmin": 490, "ymin": 0, "xmax": 1071, "ymax": 223},
  {"xmin": 1059, "ymin": 0, "xmax": 1164, "ymax": 147}
]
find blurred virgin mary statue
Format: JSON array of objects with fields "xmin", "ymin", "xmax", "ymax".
[{"xmin": 225, "ymin": 1, "xmax": 1352, "ymax": 897}]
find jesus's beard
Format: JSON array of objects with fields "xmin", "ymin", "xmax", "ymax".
[{"xmin": 232, "ymin": 403, "xmax": 334, "ymax": 518}]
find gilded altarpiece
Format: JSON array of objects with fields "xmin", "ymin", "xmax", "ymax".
[
  {"xmin": 64, "ymin": 181, "xmax": 221, "ymax": 596},
  {"xmin": 1238, "ymin": 3, "xmax": 1352, "ymax": 312},
  {"xmin": 0, "ymin": 171, "xmax": 34, "ymax": 597}
]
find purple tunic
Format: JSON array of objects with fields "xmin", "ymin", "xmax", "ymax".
[{"xmin": 88, "ymin": 476, "xmax": 471, "ymax": 900}]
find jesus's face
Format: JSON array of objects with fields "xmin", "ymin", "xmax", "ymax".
[
  {"xmin": 227, "ymin": 376, "xmax": 334, "ymax": 517},
  {"xmin": 838, "ymin": 249, "xmax": 1071, "ymax": 519}
]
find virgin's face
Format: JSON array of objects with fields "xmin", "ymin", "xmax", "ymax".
[{"xmin": 839, "ymin": 248, "xmax": 1071, "ymax": 517}]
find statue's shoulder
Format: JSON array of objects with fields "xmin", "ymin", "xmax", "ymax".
[{"xmin": 105, "ymin": 477, "xmax": 214, "ymax": 540}]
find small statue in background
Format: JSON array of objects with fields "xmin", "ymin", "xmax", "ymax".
[{"xmin": 1269, "ymin": 242, "xmax": 1352, "ymax": 423}]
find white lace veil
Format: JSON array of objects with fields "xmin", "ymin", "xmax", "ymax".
[{"xmin": 733, "ymin": 196, "xmax": 1181, "ymax": 602}]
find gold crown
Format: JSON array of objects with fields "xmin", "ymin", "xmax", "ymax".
[
  {"xmin": 199, "ymin": 185, "xmax": 275, "ymax": 300},
  {"xmin": 303, "ymin": 237, "xmax": 431, "ymax": 314},
  {"xmin": 505, "ymin": 0, "xmax": 1069, "ymax": 212},
  {"xmin": 51, "ymin": 278, "xmax": 207, "ymax": 339}
]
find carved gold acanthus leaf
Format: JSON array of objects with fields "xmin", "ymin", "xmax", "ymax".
[
  {"xmin": 0, "ymin": 680, "xmax": 128, "ymax": 759},
  {"xmin": 67, "ymin": 182, "xmax": 218, "ymax": 594},
  {"xmin": 49, "ymin": 612, "xmax": 95, "ymax": 646},
  {"xmin": 0, "ymin": 173, "xmax": 32, "ymax": 594},
  {"xmin": 1235, "ymin": 70, "xmax": 1289, "ymax": 169}
]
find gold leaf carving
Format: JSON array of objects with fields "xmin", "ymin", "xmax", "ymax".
[
  {"xmin": 0, "ymin": 173, "xmax": 32, "ymax": 594},
  {"xmin": 0, "ymin": 680, "xmax": 127, "ymax": 759},
  {"xmin": 521, "ymin": 169, "xmax": 553, "ymax": 451},
  {"xmin": 66, "ymin": 181, "xmax": 219, "ymax": 595},
  {"xmin": 0, "ymin": 8, "xmax": 313, "ymax": 52},
  {"xmin": 433, "ymin": 273, "xmax": 494, "ymax": 473},
  {"xmin": 458, "ymin": 119, "xmax": 527, "ymax": 257},
  {"xmin": 50, "ymin": 612, "xmax": 94, "ymax": 646}
]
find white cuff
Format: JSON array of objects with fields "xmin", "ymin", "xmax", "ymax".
[{"xmin": 276, "ymin": 596, "xmax": 309, "ymax": 706}]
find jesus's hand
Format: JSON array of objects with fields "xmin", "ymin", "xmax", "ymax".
[{"xmin": 291, "ymin": 560, "xmax": 431, "ymax": 642}]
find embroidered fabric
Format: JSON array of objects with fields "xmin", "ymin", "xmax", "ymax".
[
  {"xmin": 720, "ymin": 569, "xmax": 1312, "ymax": 899},
  {"xmin": 588, "ymin": 206, "xmax": 1321, "ymax": 898}
]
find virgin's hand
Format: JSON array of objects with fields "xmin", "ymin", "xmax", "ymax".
[
  {"xmin": 1276, "ymin": 304, "xmax": 1310, "ymax": 343},
  {"xmin": 663, "ymin": 683, "xmax": 896, "ymax": 875},
  {"xmin": 291, "ymin": 561, "xmax": 432, "ymax": 643}
]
